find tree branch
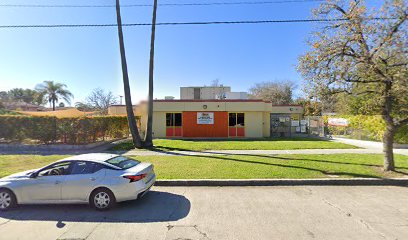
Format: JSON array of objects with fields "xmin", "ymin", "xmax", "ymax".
[{"xmin": 371, "ymin": 13, "xmax": 407, "ymax": 58}]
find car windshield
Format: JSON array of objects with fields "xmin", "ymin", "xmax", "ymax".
[{"xmin": 105, "ymin": 156, "xmax": 140, "ymax": 170}]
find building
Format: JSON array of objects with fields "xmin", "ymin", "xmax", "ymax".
[
  {"xmin": 108, "ymin": 100, "xmax": 304, "ymax": 138},
  {"xmin": 2, "ymin": 101, "xmax": 46, "ymax": 111},
  {"xmin": 180, "ymin": 86, "xmax": 247, "ymax": 100}
]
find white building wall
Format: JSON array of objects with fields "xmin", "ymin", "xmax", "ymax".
[
  {"xmin": 225, "ymin": 92, "xmax": 248, "ymax": 100},
  {"xmin": 180, "ymin": 86, "xmax": 231, "ymax": 100}
]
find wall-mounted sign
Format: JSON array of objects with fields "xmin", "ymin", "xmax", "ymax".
[
  {"xmin": 197, "ymin": 112, "xmax": 214, "ymax": 124},
  {"xmin": 300, "ymin": 120, "xmax": 308, "ymax": 126},
  {"xmin": 291, "ymin": 120, "xmax": 300, "ymax": 127},
  {"xmin": 328, "ymin": 118, "xmax": 349, "ymax": 127}
]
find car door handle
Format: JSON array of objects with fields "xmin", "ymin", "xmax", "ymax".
[
  {"xmin": 55, "ymin": 180, "xmax": 61, "ymax": 184},
  {"xmin": 90, "ymin": 177, "xmax": 96, "ymax": 181}
]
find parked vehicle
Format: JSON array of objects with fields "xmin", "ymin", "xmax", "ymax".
[{"xmin": 0, "ymin": 153, "xmax": 156, "ymax": 211}]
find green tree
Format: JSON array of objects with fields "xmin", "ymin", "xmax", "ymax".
[
  {"xmin": 7, "ymin": 88, "xmax": 45, "ymax": 105},
  {"xmin": 298, "ymin": 0, "xmax": 407, "ymax": 171},
  {"xmin": 35, "ymin": 81, "xmax": 74, "ymax": 111}
]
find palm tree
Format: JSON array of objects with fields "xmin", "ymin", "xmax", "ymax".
[
  {"xmin": 144, "ymin": 0, "xmax": 158, "ymax": 147},
  {"xmin": 36, "ymin": 81, "xmax": 73, "ymax": 111},
  {"xmin": 115, "ymin": 0, "xmax": 143, "ymax": 148}
]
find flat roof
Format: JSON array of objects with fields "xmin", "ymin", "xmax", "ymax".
[{"xmin": 152, "ymin": 99, "xmax": 271, "ymax": 103}]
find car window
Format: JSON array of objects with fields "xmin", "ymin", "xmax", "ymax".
[
  {"xmin": 105, "ymin": 156, "xmax": 140, "ymax": 170},
  {"xmin": 93, "ymin": 163, "xmax": 109, "ymax": 172},
  {"xmin": 38, "ymin": 162, "xmax": 71, "ymax": 177},
  {"xmin": 70, "ymin": 161, "xmax": 97, "ymax": 175}
]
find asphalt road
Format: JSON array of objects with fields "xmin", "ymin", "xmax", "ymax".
[{"xmin": 0, "ymin": 186, "xmax": 407, "ymax": 240}]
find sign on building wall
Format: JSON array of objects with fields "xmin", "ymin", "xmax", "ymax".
[
  {"xmin": 291, "ymin": 120, "xmax": 300, "ymax": 127},
  {"xmin": 197, "ymin": 112, "xmax": 214, "ymax": 124},
  {"xmin": 328, "ymin": 118, "xmax": 349, "ymax": 127}
]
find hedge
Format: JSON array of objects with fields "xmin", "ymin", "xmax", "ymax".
[
  {"xmin": 324, "ymin": 115, "xmax": 408, "ymax": 144},
  {"xmin": 0, "ymin": 116, "xmax": 130, "ymax": 144}
]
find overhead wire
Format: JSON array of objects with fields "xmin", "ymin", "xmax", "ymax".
[
  {"xmin": 0, "ymin": 0, "xmax": 326, "ymax": 8},
  {"xmin": 0, "ymin": 18, "xmax": 392, "ymax": 29}
]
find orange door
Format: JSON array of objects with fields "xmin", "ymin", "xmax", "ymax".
[{"xmin": 183, "ymin": 112, "xmax": 228, "ymax": 138}]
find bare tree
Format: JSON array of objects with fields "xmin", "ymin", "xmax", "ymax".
[
  {"xmin": 115, "ymin": 0, "xmax": 143, "ymax": 148},
  {"xmin": 248, "ymin": 81, "xmax": 295, "ymax": 104},
  {"xmin": 83, "ymin": 88, "xmax": 118, "ymax": 115},
  {"xmin": 144, "ymin": 0, "xmax": 158, "ymax": 147},
  {"xmin": 298, "ymin": 0, "xmax": 407, "ymax": 171}
]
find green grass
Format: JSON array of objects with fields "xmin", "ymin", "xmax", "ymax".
[
  {"xmin": 0, "ymin": 108, "xmax": 21, "ymax": 115},
  {"xmin": 1, "ymin": 154, "xmax": 407, "ymax": 179},
  {"xmin": 110, "ymin": 138, "xmax": 358, "ymax": 151},
  {"xmin": 0, "ymin": 155, "xmax": 67, "ymax": 178}
]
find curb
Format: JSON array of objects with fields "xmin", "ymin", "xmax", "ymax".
[{"xmin": 155, "ymin": 178, "xmax": 408, "ymax": 187}]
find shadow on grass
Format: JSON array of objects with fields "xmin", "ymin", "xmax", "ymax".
[
  {"xmin": 109, "ymin": 136, "xmax": 336, "ymax": 151},
  {"xmin": 126, "ymin": 150, "xmax": 408, "ymax": 178}
]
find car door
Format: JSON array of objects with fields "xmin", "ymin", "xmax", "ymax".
[
  {"xmin": 61, "ymin": 161, "xmax": 106, "ymax": 202},
  {"xmin": 21, "ymin": 161, "xmax": 72, "ymax": 203}
]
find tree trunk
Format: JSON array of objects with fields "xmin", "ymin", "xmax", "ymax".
[
  {"xmin": 115, "ymin": 0, "xmax": 143, "ymax": 148},
  {"xmin": 383, "ymin": 124, "xmax": 395, "ymax": 171},
  {"xmin": 144, "ymin": 0, "xmax": 158, "ymax": 148},
  {"xmin": 52, "ymin": 100, "xmax": 56, "ymax": 111}
]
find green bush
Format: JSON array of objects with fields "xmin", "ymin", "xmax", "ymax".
[
  {"xmin": 325, "ymin": 115, "xmax": 408, "ymax": 144},
  {"xmin": 0, "ymin": 116, "xmax": 129, "ymax": 144}
]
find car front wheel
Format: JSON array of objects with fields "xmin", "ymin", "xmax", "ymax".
[
  {"xmin": 0, "ymin": 189, "xmax": 16, "ymax": 211},
  {"xmin": 90, "ymin": 188, "xmax": 116, "ymax": 211}
]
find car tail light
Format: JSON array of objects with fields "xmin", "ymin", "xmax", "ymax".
[{"xmin": 123, "ymin": 174, "xmax": 147, "ymax": 183}]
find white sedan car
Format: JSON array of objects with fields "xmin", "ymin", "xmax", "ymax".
[{"xmin": 0, "ymin": 153, "xmax": 156, "ymax": 211}]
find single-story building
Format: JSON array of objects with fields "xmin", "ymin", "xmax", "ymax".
[{"xmin": 108, "ymin": 99, "xmax": 304, "ymax": 138}]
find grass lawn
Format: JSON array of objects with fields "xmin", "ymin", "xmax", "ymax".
[
  {"xmin": 1, "ymin": 154, "xmax": 407, "ymax": 179},
  {"xmin": 110, "ymin": 138, "xmax": 358, "ymax": 151}
]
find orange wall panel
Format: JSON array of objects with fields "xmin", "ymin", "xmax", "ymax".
[{"xmin": 182, "ymin": 112, "xmax": 228, "ymax": 138}]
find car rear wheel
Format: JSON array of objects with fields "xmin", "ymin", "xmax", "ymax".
[
  {"xmin": 90, "ymin": 188, "xmax": 116, "ymax": 211},
  {"xmin": 0, "ymin": 189, "xmax": 16, "ymax": 211}
]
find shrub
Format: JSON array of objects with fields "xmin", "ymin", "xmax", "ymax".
[
  {"xmin": 325, "ymin": 115, "xmax": 408, "ymax": 144},
  {"xmin": 0, "ymin": 116, "xmax": 129, "ymax": 144}
]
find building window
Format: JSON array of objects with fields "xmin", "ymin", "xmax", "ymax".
[
  {"xmin": 229, "ymin": 113, "xmax": 245, "ymax": 126},
  {"xmin": 166, "ymin": 113, "xmax": 182, "ymax": 127},
  {"xmin": 229, "ymin": 113, "xmax": 236, "ymax": 127},
  {"xmin": 166, "ymin": 113, "xmax": 182, "ymax": 137},
  {"xmin": 237, "ymin": 113, "xmax": 245, "ymax": 126},
  {"xmin": 229, "ymin": 113, "xmax": 245, "ymax": 137}
]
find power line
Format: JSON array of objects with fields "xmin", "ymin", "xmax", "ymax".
[
  {"xmin": 0, "ymin": 0, "xmax": 325, "ymax": 8},
  {"xmin": 0, "ymin": 18, "xmax": 390, "ymax": 29}
]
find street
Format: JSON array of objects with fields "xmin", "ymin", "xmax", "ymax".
[{"xmin": 0, "ymin": 186, "xmax": 407, "ymax": 240}]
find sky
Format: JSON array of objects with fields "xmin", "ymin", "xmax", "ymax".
[{"xmin": 0, "ymin": 0, "xmax": 366, "ymax": 105}]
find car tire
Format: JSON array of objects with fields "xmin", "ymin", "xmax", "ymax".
[
  {"xmin": 90, "ymin": 188, "xmax": 116, "ymax": 211},
  {"xmin": 0, "ymin": 188, "xmax": 17, "ymax": 211}
]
